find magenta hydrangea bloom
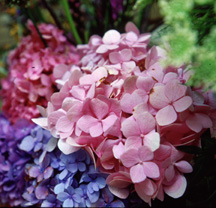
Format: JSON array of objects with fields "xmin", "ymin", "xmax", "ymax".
[
  {"xmin": 34, "ymin": 22, "xmax": 216, "ymax": 205},
  {"xmin": 1, "ymin": 20, "xmax": 79, "ymax": 123}
]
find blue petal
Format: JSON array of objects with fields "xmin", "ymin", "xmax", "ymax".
[
  {"xmin": 36, "ymin": 127, "xmax": 43, "ymax": 141},
  {"xmin": 67, "ymin": 163, "xmax": 78, "ymax": 173},
  {"xmin": 96, "ymin": 177, "xmax": 106, "ymax": 189},
  {"xmin": 19, "ymin": 136, "xmax": 34, "ymax": 152},
  {"xmin": 92, "ymin": 182, "xmax": 99, "ymax": 192},
  {"xmin": 110, "ymin": 200, "xmax": 125, "ymax": 207},
  {"xmin": 87, "ymin": 190, "xmax": 99, "ymax": 203},
  {"xmin": 35, "ymin": 185, "xmax": 48, "ymax": 199},
  {"xmin": 57, "ymin": 192, "xmax": 70, "ymax": 202},
  {"xmin": 73, "ymin": 193, "xmax": 82, "ymax": 203},
  {"xmin": 78, "ymin": 162, "xmax": 86, "ymax": 172},
  {"xmin": 66, "ymin": 186, "xmax": 74, "ymax": 195},
  {"xmin": 63, "ymin": 198, "xmax": 74, "ymax": 207},
  {"xmin": 59, "ymin": 169, "xmax": 68, "ymax": 180},
  {"xmin": 54, "ymin": 183, "xmax": 65, "ymax": 194},
  {"xmin": 34, "ymin": 142, "xmax": 43, "ymax": 152}
]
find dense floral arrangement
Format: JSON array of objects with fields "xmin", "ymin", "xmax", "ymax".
[
  {"xmin": 0, "ymin": 0, "xmax": 216, "ymax": 207},
  {"xmin": 1, "ymin": 21, "xmax": 79, "ymax": 123}
]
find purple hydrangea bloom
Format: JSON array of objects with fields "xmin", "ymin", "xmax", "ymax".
[
  {"xmin": 0, "ymin": 119, "xmax": 126, "ymax": 207},
  {"xmin": 0, "ymin": 114, "xmax": 35, "ymax": 206}
]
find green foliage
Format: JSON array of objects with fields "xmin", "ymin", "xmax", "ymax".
[{"xmin": 149, "ymin": 0, "xmax": 216, "ymax": 90}]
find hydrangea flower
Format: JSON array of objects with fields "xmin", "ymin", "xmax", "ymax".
[
  {"xmin": 1, "ymin": 20, "xmax": 79, "ymax": 123},
  {"xmin": 0, "ymin": 114, "xmax": 35, "ymax": 206},
  {"xmin": 34, "ymin": 22, "xmax": 216, "ymax": 205},
  {"xmin": 15, "ymin": 125, "xmax": 126, "ymax": 207}
]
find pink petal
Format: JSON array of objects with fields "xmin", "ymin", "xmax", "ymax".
[
  {"xmin": 164, "ymin": 173, "xmax": 187, "ymax": 198},
  {"xmin": 173, "ymin": 96, "xmax": 192, "ymax": 112},
  {"xmin": 102, "ymin": 114, "xmax": 118, "ymax": 133},
  {"xmin": 48, "ymin": 109, "xmax": 66, "ymax": 125},
  {"xmin": 163, "ymin": 72, "xmax": 178, "ymax": 84},
  {"xmin": 138, "ymin": 146, "xmax": 154, "ymax": 162},
  {"xmin": 125, "ymin": 136, "xmax": 142, "ymax": 150},
  {"xmin": 79, "ymin": 74, "xmax": 94, "ymax": 85},
  {"xmin": 92, "ymin": 67, "xmax": 108, "ymax": 82},
  {"xmin": 108, "ymin": 185, "xmax": 129, "ymax": 199},
  {"xmin": 135, "ymin": 179, "xmax": 157, "ymax": 203},
  {"xmin": 196, "ymin": 113, "xmax": 213, "ymax": 128},
  {"xmin": 89, "ymin": 122, "xmax": 103, "ymax": 137},
  {"xmin": 120, "ymin": 91, "xmax": 145, "ymax": 114},
  {"xmin": 143, "ymin": 162, "xmax": 160, "ymax": 179},
  {"xmin": 125, "ymin": 31, "xmax": 138, "ymax": 42},
  {"xmin": 70, "ymin": 86, "xmax": 86, "ymax": 100},
  {"xmin": 53, "ymin": 64, "xmax": 68, "ymax": 79},
  {"xmin": 134, "ymin": 111, "xmax": 155, "ymax": 134},
  {"xmin": 186, "ymin": 114, "xmax": 202, "ymax": 133},
  {"xmin": 56, "ymin": 116, "xmax": 74, "ymax": 133},
  {"xmin": 125, "ymin": 22, "xmax": 139, "ymax": 36},
  {"xmin": 109, "ymin": 52, "xmax": 122, "ymax": 64},
  {"xmin": 123, "ymin": 76, "xmax": 137, "ymax": 93},
  {"xmin": 77, "ymin": 115, "xmax": 98, "ymax": 133},
  {"xmin": 120, "ymin": 49, "xmax": 132, "ymax": 62},
  {"xmin": 102, "ymin": 30, "xmax": 121, "ymax": 44},
  {"xmin": 41, "ymin": 74, "xmax": 51, "ymax": 87},
  {"xmin": 68, "ymin": 70, "xmax": 83, "ymax": 87},
  {"xmin": 165, "ymin": 165, "xmax": 175, "ymax": 182},
  {"xmin": 120, "ymin": 149, "xmax": 139, "ymax": 167},
  {"xmin": 164, "ymin": 80, "xmax": 187, "ymax": 102},
  {"xmin": 138, "ymin": 34, "xmax": 151, "ymax": 42},
  {"xmin": 113, "ymin": 142, "xmax": 125, "ymax": 159},
  {"xmin": 130, "ymin": 164, "xmax": 146, "ymax": 183},
  {"xmin": 90, "ymin": 98, "xmax": 109, "ymax": 120},
  {"xmin": 149, "ymin": 85, "xmax": 169, "ymax": 109},
  {"xmin": 136, "ymin": 76, "xmax": 155, "ymax": 92},
  {"xmin": 96, "ymin": 45, "xmax": 108, "ymax": 53},
  {"xmin": 121, "ymin": 116, "xmax": 140, "ymax": 137},
  {"xmin": 156, "ymin": 105, "xmax": 177, "ymax": 126},
  {"xmin": 175, "ymin": 161, "xmax": 193, "ymax": 173},
  {"xmin": 154, "ymin": 144, "xmax": 171, "ymax": 161},
  {"xmin": 144, "ymin": 131, "xmax": 160, "ymax": 151}
]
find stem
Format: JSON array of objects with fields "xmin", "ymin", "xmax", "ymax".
[
  {"xmin": 61, "ymin": 0, "xmax": 82, "ymax": 44},
  {"xmin": 26, "ymin": 8, "xmax": 48, "ymax": 48},
  {"xmin": 41, "ymin": 0, "xmax": 75, "ymax": 45}
]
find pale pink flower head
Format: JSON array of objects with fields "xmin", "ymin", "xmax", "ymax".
[
  {"xmin": 1, "ymin": 21, "xmax": 79, "ymax": 123},
  {"xmin": 150, "ymin": 79, "xmax": 193, "ymax": 126},
  {"xmin": 32, "ymin": 21, "xmax": 216, "ymax": 205}
]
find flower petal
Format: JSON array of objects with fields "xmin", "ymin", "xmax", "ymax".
[
  {"xmin": 130, "ymin": 164, "xmax": 146, "ymax": 183},
  {"xmin": 173, "ymin": 96, "xmax": 192, "ymax": 112},
  {"xmin": 156, "ymin": 105, "xmax": 177, "ymax": 126},
  {"xmin": 164, "ymin": 174, "xmax": 187, "ymax": 198}
]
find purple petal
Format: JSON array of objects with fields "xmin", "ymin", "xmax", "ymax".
[{"xmin": 19, "ymin": 136, "xmax": 34, "ymax": 152}]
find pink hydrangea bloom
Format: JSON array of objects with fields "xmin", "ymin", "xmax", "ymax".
[
  {"xmin": 34, "ymin": 22, "xmax": 216, "ymax": 204},
  {"xmin": 1, "ymin": 20, "xmax": 79, "ymax": 123}
]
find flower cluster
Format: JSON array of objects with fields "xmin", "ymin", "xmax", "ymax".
[
  {"xmin": 1, "ymin": 21, "xmax": 79, "ymax": 123},
  {"xmin": 0, "ymin": 114, "xmax": 125, "ymax": 207},
  {"xmin": 0, "ymin": 114, "xmax": 34, "ymax": 206},
  {"xmin": 21, "ymin": 126, "xmax": 125, "ymax": 207},
  {"xmin": 34, "ymin": 22, "xmax": 216, "ymax": 205}
]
